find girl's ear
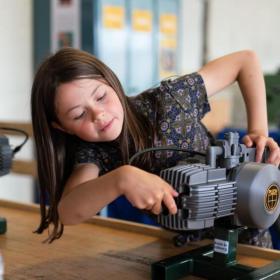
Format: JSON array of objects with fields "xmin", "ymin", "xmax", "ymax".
[{"xmin": 51, "ymin": 121, "xmax": 67, "ymax": 133}]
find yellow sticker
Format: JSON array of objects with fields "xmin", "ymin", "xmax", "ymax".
[
  {"xmin": 132, "ymin": 9, "xmax": 152, "ymax": 32},
  {"xmin": 103, "ymin": 5, "xmax": 125, "ymax": 29},
  {"xmin": 265, "ymin": 184, "xmax": 279, "ymax": 212},
  {"xmin": 160, "ymin": 14, "xmax": 177, "ymax": 35}
]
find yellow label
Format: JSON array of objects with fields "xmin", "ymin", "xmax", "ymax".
[
  {"xmin": 160, "ymin": 38, "xmax": 177, "ymax": 48},
  {"xmin": 160, "ymin": 14, "xmax": 177, "ymax": 35},
  {"xmin": 132, "ymin": 9, "xmax": 152, "ymax": 32},
  {"xmin": 103, "ymin": 5, "xmax": 125, "ymax": 29},
  {"xmin": 265, "ymin": 184, "xmax": 279, "ymax": 212}
]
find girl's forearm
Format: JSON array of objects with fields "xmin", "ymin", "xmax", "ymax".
[
  {"xmin": 58, "ymin": 166, "xmax": 127, "ymax": 225},
  {"xmin": 237, "ymin": 51, "xmax": 268, "ymax": 136},
  {"xmin": 58, "ymin": 164, "xmax": 178, "ymax": 225}
]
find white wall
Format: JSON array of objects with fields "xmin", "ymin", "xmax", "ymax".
[
  {"xmin": 179, "ymin": 0, "xmax": 204, "ymax": 73},
  {"xmin": 207, "ymin": 0, "xmax": 280, "ymax": 128},
  {"xmin": 179, "ymin": 0, "xmax": 280, "ymax": 73},
  {"xmin": 0, "ymin": 0, "xmax": 34, "ymax": 203},
  {"xmin": 208, "ymin": 0, "xmax": 280, "ymax": 73},
  {"xmin": 180, "ymin": 0, "xmax": 280, "ymax": 129}
]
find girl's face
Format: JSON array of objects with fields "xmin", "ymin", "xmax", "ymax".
[{"xmin": 53, "ymin": 79, "xmax": 124, "ymax": 142}]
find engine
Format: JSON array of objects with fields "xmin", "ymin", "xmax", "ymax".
[
  {"xmin": 0, "ymin": 135, "xmax": 13, "ymax": 177},
  {"xmin": 158, "ymin": 132, "xmax": 280, "ymax": 231}
]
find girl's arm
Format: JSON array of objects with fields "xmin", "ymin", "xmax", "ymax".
[
  {"xmin": 58, "ymin": 163, "xmax": 178, "ymax": 225},
  {"xmin": 198, "ymin": 50, "xmax": 280, "ymax": 166}
]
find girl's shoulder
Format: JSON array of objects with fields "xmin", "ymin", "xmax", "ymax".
[
  {"xmin": 128, "ymin": 72, "xmax": 208, "ymax": 117},
  {"xmin": 129, "ymin": 87, "xmax": 159, "ymax": 115},
  {"xmin": 74, "ymin": 139, "xmax": 122, "ymax": 175},
  {"xmin": 130, "ymin": 72, "xmax": 205, "ymax": 103},
  {"xmin": 159, "ymin": 72, "xmax": 205, "ymax": 93}
]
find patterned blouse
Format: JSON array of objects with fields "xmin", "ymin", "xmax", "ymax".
[{"xmin": 74, "ymin": 72, "xmax": 211, "ymax": 174}]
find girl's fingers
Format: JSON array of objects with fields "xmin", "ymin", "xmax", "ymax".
[
  {"xmin": 255, "ymin": 136, "xmax": 267, "ymax": 162},
  {"xmin": 171, "ymin": 188, "xmax": 179, "ymax": 197},
  {"xmin": 266, "ymin": 140, "xmax": 280, "ymax": 166},
  {"xmin": 243, "ymin": 135, "xmax": 253, "ymax": 147},
  {"xmin": 151, "ymin": 201, "xmax": 162, "ymax": 215},
  {"xmin": 162, "ymin": 192, "xmax": 177, "ymax": 215},
  {"xmin": 164, "ymin": 182, "xmax": 179, "ymax": 197},
  {"xmin": 244, "ymin": 135, "xmax": 280, "ymax": 165}
]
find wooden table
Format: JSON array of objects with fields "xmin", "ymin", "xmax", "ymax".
[{"xmin": 0, "ymin": 200, "xmax": 280, "ymax": 280}]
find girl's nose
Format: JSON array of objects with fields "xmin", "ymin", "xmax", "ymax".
[{"xmin": 92, "ymin": 110, "xmax": 105, "ymax": 123}]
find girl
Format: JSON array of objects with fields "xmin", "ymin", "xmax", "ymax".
[{"xmin": 31, "ymin": 48, "xmax": 280, "ymax": 243}]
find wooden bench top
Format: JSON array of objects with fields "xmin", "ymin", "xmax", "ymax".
[{"xmin": 0, "ymin": 200, "xmax": 280, "ymax": 280}]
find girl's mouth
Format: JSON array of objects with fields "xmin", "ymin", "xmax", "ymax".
[{"xmin": 100, "ymin": 118, "xmax": 114, "ymax": 132}]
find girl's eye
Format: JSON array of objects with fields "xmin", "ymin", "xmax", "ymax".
[
  {"xmin": 97, "ymin": 92, "xmax": 106, "ymax": 102},
  {"xmin": 73, "ymin": 111, "xmax": 85, "ymax": 120}
]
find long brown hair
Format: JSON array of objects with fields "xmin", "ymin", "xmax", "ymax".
[{"xmin": 31, "ymin": 48, "xmax": 153, "ymax": 242}]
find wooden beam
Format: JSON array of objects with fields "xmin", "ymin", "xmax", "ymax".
[
  {"xmin": 0, "ymin": 122, "xmax": 33, "ymax": 137},
  {"xmin": 12, "ymin": 159, "xmax": 37, "ymax": 177}
]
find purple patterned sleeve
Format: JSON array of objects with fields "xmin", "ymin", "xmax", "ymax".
[
  {"xmin": 159, "ymin": 72, "xmax": 211, "ymax": 120},
  {"xmin": 74, "ymin": 140, "xmax": 123, "ymax": 175},
  {"xmin": 74, "ymin": 141, "xmax": 103, "ymax": 169}
]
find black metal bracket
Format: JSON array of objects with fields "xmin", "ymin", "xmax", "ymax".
[{"xmin": 151, "ymin": 226, "xmax": 280, "ymax": 280}]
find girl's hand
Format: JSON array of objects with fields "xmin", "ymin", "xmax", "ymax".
[
  {"xmin": 242, "ymin": 133, "xmax": 280, "ymax": 166},
  {"xmin": 118, "ymin": 165, "xmax": 178, "ymax": 215}
]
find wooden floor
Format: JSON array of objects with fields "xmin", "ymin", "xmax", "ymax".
[{"xmin": 0, "ymin": 200, "xmax": 280, "ymax": 280}]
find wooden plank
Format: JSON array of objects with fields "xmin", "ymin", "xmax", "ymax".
[
  {"xmin": 0, "ymin": 199, "xmax": 39, "ymax": 213},
  {"xmin": 0, "ymin": 199, "xmax": 174, "ymax": 239},
  {"xmin": 237, "ymin": 243, "xmax": 280, "ymax": 261},
  {"xmin": 87, "ymin": 216, "xmax": 176, "ymax": 240},
  {"xmin": 0, "ymin": 200, "xmax": 280, "ymax": 280},
  {"xmin": 12, "ymin": 160, "xmax": 37, "ymax": 177},
  {"xmin": 0, "ymin": 122, "xmax": 33, "ymax": 137}
]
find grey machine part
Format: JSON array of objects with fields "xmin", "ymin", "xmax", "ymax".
[
  {"xmin": 157, "ymin": 132, "xmax": 280, "ymax": 231},
  {"xmin": 0, "ymin": 135, "xmax": 13, "ymax": 177}
]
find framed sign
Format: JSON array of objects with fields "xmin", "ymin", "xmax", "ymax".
[{"xmin": 51, "ymin": 0, "xmax": 80, "ymax": 52}]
